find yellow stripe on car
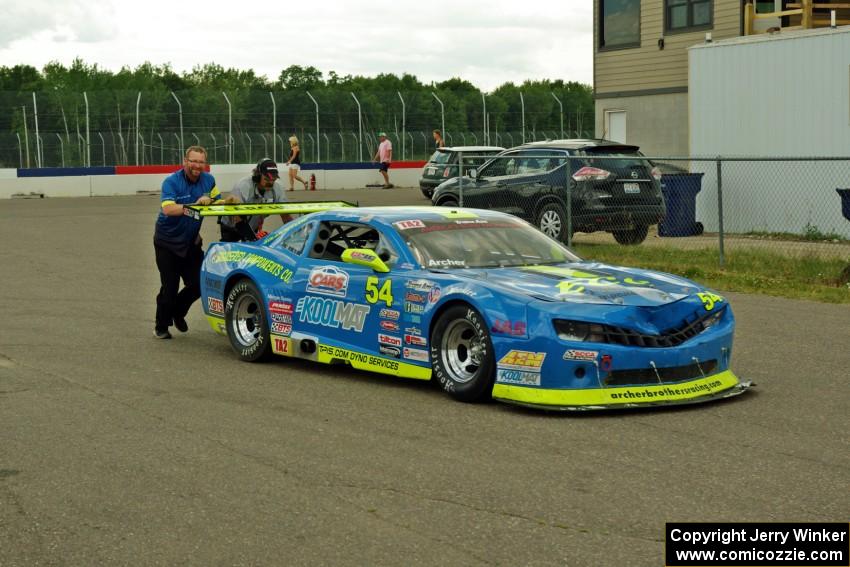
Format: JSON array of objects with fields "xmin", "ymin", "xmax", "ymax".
[{"xmin": 492, "ymin": 370, "xmax": 743, "ymax": 408}]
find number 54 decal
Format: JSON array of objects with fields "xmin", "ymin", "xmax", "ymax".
[
  {"xmin": 366, "ymin": 277, "xmax": 394, "ymax": 307},
  {"xmin": 697, "ymin": 291, "xmax": 724, "ymax": 311}
]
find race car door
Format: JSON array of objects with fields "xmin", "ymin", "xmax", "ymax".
[{"xmin": 289, "ymin": 219, "xmax": 406, "ymax": 365}]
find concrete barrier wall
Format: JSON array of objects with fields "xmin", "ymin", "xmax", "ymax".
[{"xmin": 0, "ymin": 161, "xmax": 426, "ymax": 199}]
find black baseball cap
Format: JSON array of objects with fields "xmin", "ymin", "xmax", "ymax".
[{"xmin": 256, "ymin": 158, "xmax": 280, "ymax": 179}]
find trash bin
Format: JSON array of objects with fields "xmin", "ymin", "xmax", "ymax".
[
  {"xmin": 658, "ymin": 173, "xmax": 705, "ymax": 237},
  {"xmin": 837, "ymin": 188, "xmax": 850, "ymax": 222}
]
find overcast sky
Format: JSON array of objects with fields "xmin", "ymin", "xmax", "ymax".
[{"xmin": 0, "ymin": 0, "xmax": 593, "ymax": 91}]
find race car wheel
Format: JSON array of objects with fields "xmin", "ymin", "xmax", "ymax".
[
  {"xmin": 436, "ymin": 197, "xmax": 458, "ymax": 208},
  {"xmin": 612, "ymin": 224, "xmax": 649, "ymax": 245},
  {"xmin": 225, "ymin": 279, "xmax": 272, "ymax": 362},
  {"xmin": 430, "ymin": 305, "xmax": 495, "ymax": 403},
  {"xmin": 535, "ymin": 202, "xmax": 568, "ymax": 241}
]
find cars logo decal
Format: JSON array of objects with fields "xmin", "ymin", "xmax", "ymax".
[
  {"xmin": 307, "ymin": 266, "xmax": 350, "ymax": 297},
  {"xmin": 380, "ymin": 320, "xmax": 400, "ymax": 332},
  {"xmin": 271, "ymin": 313, "xmax": 292, "ymax": 324},
  {"xmin": 296, "ymin": 296, "xmax": 370, "ymax": 332},
  {"xmin": 428, "ymin": 287, "xmax": 441, "ymax": 303},
  {"xmin": 404, "ymin": 326, "xmax": 422, "ymax": 336}
]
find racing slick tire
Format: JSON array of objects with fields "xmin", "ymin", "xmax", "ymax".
[
  {"xmin": 225, "ymin": 279, "xmax": 272, "ymax": 362},
  {"xmin": 430, "ymin": 305, "xmax": 496, "ymax": 403},
  {"xmin": 435, "ymin": 197, "xmax": 458, "ymax": 208},
  {"xmin": 535, "ymin": 202, "xmax": 569, "ymax": 242},
  {"xmin": 612, "ymin": 224, "xmax": 649, "ymax": 245}
]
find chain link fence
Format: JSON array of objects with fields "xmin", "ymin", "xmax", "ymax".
[
  {"xmin": 0, "ymin": 89, "xmax": 594, "ymax": 168},
  {"xmin": 434, "ymin": 152, "xmax": 850, "ymax": 262}
]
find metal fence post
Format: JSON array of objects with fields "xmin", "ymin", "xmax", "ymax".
[
  {"xmin": 458, "ymin": 150, "xmax": 464, "ymax": 207},
  {"xmin": 32, "ymin": 93, "xmax": 41, "ymax": 168},
  {"xmin": 306, "ymin": 90, "xmax": 320, "ymax": 163},
  {"xmin": 171, "ymin": 92, "xmax": 184, "ymax": 151},
  {"xmin": 716, "ymin": 157, "xmax": 725, "ymax": 267},
  {"xmin": 566, "ymin": 156, "xmax": 573, "ymax": 247},
  {"xmin": 269, "ymin": 92, "xmax": 276, "ymax": 160},
  {"xmin": 431, "ymin": 92, "xmax": 445, "ymax": 141}
]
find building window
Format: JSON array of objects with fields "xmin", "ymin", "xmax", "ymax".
[
  {"xmin": 666, "ymin": 0, "xmax": 713, "ymax": 31},
  {"xmin": 600, "ymin": 0, "xmax": 641, "ymax": 49}
]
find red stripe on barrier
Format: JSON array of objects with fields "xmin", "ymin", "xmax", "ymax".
[
  {"xmin": 391, "ymin": 161, "xmax": 427, "ymax": 169},
  {"xmin": 115, "ymin": 165, "xmax": 182, "ymax": 175}
]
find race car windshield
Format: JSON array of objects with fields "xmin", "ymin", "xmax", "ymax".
[{"xmin": 401, "ymin": 217, "xmax": 581, "ymax": 270}]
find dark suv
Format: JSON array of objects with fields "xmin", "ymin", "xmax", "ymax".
[
  {"xmin": 431, "ymin": 139, "xmax": 665, "ymax": 245},
  {"xmin": 418, "ymin": 145, "xmax": 504, "ymax": 198}
]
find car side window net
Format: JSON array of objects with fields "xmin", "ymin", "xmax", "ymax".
[{"xmin": 309, "ymin": 221, "xmax": 397, "ymax": 265}]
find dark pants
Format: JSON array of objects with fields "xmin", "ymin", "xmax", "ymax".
[{"xmin": 154, "ymin": 242, "xmax": 204, "ymax": 331}]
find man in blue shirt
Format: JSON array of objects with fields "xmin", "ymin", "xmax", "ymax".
[{"xmin": 153, "ymin": 146, "xmax": 220, "ymax": 339}]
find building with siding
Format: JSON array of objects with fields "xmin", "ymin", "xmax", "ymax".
[{"xmin": 592, "ymin": 0, "xmax": 850, "ymax": 156}]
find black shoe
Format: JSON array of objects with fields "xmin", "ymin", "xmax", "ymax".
[
  {"xmin": 153, "ymin": 328, "xmax": 172, "ymax": 339},
  {"xmin": 173, "ymin": 316, "xmax": 189, "ymax": 333}
]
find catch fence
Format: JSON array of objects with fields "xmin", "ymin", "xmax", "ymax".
[{"xmin": 444, "ymin": 152, "xmax": 850, "ymax": 262}]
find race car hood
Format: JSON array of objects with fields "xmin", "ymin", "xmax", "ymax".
[{"xmin": 459, "ymin": 262, "xmax": 703, "ymax": 307}]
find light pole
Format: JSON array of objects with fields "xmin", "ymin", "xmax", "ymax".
[
  {"xmin": 306, "ymin": 91, "xmax": 320, "ymax": 163},
  {"xmin": 551, "ymin": 92, "xmax": 564, "ymax": 139},
  {"xmin": 431, "ymin": 92, "xmax": 445, "ymax": 140}
]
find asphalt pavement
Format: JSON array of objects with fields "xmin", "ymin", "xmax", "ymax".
[{"xmin": 0, "ymin": 188, "xmax": 848, "ymax": 566}]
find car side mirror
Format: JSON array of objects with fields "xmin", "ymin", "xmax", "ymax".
[{"xmin": 341, "ymin": 248, "xmax": 390, "ymax": 273}]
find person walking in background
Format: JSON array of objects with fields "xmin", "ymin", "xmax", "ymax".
[
  {"xmin": 219, "ymin": 158, "xmax": 293, "ymax": 242},
  {"xmin": 285, "ymin": 135, "xmax": 308, "ymax": 191},
  {"xmin": 153, "ymin": 146, "xmax": 219, "ymax": 339},
  {"xmin": 372, "ymin": 131, "xmax": 393, "ymax": 188},
  {"xmin": 433, "ymin": 129, "xmax": 445, "ymax": 149}
]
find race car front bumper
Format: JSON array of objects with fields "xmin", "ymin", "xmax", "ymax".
[{"xmin": 491, "ymin": 370, "xmax": 751, "ymax": 411}]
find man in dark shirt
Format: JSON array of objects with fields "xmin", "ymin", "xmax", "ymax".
[
  {"xmin": 152, "ymin": 146, "xmax": 220, "ymax": 339},
  {"xmin": 219, "ymin": 158, "xmax": 293, "ymax": 242}
]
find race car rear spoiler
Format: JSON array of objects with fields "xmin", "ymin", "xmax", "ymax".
[{"xmin": 183, "ymin": 201, "xmax": 356, "ymax": 220}]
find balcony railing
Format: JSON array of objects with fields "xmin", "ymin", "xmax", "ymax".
[{"xmin": 744, "ymin": 0, "xmax": 850, "ymax": 35}]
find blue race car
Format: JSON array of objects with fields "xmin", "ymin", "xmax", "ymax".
[{"xmin": 199, "ymin": 206, "xmax": 750, "ymax": 410}]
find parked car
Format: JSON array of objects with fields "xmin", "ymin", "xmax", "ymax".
[
  {"xmin": 431, "ymin": 139, "xmax": 665, "ymax": 245},
  {"xmin": 199, "ymin": 205, "xmax": 749, "ymax": 411},
  {"xmin": 419, "ymin": 145, "xmax": 504, "ymax": 199}
]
